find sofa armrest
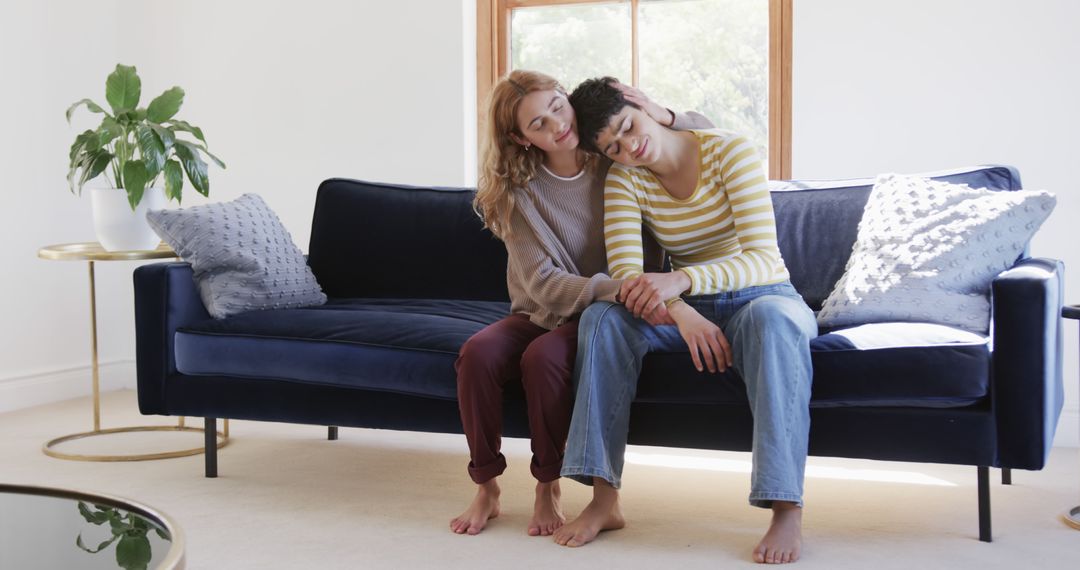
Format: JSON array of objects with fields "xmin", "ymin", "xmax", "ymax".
[
  {"xmin": 133, "ymin": 262, "xmax": 211, "ymax": 415},
  {"xmin": 990, "ymin": 257, "xmax": 1065, "ymax": 469}
]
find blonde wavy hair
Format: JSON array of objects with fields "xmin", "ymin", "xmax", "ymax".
[{"xmin": 474, "ymin": 70, "xmax": 563, "ymax": 240}]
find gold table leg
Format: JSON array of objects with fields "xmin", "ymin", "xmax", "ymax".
[{"xmin": 42, "ymin": 260, "xmax": 229, "ymax": 462}]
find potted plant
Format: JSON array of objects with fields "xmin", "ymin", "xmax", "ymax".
[{"xmin": 67, "ymin": 64, "xmax": 225, "ymax": 251}]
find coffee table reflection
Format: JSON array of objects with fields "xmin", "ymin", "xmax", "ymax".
[{"xmin": 0, "ymin": 484, "xmax": 184, "ymax": 569}]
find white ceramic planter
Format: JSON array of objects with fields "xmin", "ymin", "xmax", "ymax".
[{"xmin": 91, "ymin": 186, "xmax": 167, "ymax": 252}]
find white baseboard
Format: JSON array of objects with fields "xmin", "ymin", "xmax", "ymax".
[{"xmin": 0, "ymin": 360, "xmax": 136, "ymax": 415}]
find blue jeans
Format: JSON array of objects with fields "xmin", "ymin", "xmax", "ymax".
[{"xmin": 560, "ymin": 281, "xmax": 818, "ymax": 508}]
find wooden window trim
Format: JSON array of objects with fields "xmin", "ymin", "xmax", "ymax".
[{"xmin": 477, "ymin": 0, "xmax": 792, "ymax": 179}]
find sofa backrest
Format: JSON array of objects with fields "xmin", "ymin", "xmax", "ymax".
[
  {"xmin": 771, "ymin": 165, "xmax": 1022, "ymax": 309},
  {"xmin": 309, "ymin": 165, "xmax": 1022, "ymax": 306},
  {"xmin": 308, "ymin": 179, "xmax": 510, "ymax": 301}
]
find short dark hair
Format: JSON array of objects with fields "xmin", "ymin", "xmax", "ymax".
[{"xmin": 569, "ymin": 76, "xmax": 639, "ymax": 154}]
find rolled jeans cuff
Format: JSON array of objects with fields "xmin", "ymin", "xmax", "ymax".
[
  {"xmin": 748, "ymin": 491, "xmax": 803, "ymax": 509},
  {"xmin": 559, "ymin": 466, "xmax": 621, "ymax": 489}
]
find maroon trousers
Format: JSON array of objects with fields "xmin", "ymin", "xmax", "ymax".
[{"xmin": 455, "ymin": 313, "xmax": 577, "ymax": 483}]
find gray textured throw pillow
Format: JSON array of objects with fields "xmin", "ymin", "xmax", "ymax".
[
  {"xmin": 146, "ymin": 193, "xmax": 327, "ymax": 319},
  {"xmin": 817, "ymin": 174, "xmax": 1055, "ymax": 334}
]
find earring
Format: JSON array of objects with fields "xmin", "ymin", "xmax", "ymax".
[{"xmin": 524, "ymin": 143, "xmax": 531, "ymax": 150}]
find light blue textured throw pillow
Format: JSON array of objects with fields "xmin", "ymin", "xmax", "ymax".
[
  {"xmin": 146, "ymin": 193, "xmax": 327, "ymax": 319},
  {"xmin": 817, "ymin": 174, "xmax": 1055, "ymax": 334}
]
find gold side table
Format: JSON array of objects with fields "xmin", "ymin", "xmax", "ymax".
[
  {"xmin": 38, "ymin": 242, "xmax": 228, "ymax": 461},
  {"xmin": 1063, "ymin": 304, "xmax": 1080, "ymax": 530}
]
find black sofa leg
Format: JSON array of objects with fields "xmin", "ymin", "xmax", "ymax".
[
  {"xmin": 205, "ymin": 417, "xmax": 218, "ymax": 478},
  {"xmin": 328, "ymin": 426, "xmax": 339, "ymax": 441},
  {"xmin": 978, "ymin": 466, "xmax": 991, "ymax": 542},
  {"xmin": 1001, "ymin": 468, "xmax": 1012, "ymax": 485}
]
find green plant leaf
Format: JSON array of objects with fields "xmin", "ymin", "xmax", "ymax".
[
  {"xmin": 168, "ymin": 119, "xmax": 206, "ymax": 144},
  {"xmin": 67, "ymin": 150, "xmax": 92, "ymax": 194},
  {"xmin": 78, "ymin": 502, "xmax": 110, "ymax": 525},
  {"xmin": 122, "ymin": 160, "xmax": 148, "ymax": 209},
  {"xmin": 163, "ymin": 160, "xmax": 183, "ymax": 202},
  {"xmin": 174, "ymin": 142, "xmax": 209, "ymax": 197},
  {"xmin": 78, "ymin": 150, "xmax": 113, "ymax": 191},
  {"xmin": 108, "ymin": 513, "xmax": 129, "ymax": 537},
  {"xmin": 147, "ymin": 86, "xmax": 184, "ymax": 123},
  {"xmin": 149, "ymin": 123, "xmax": 175, "ymax": 152},
  {"xmin": 115, "ymin": 110, "xmax": 140, "ymax": 125},
  {"xmin": 105, "ymin": 64, "xmax": 141, "ymax": 114},
  {"xmin": 153, "ymin": 526, "xmax": 170, "ymax": 540},
  {"xmin": 174, "ymin": 140, "xmax": 225, "ymax": 169},
  {"xmin": 136, "ymin": 125, "xmax": 165, "ymax": 177},
  {"xmin": 76, "ymin": 533, "xmax": 119, "ymax": 554},
  {"xmin": 116, "ymin": 534, "xmax": 152, "ymax": 570},
  {"xmin": 99, "ymin": 117, "xmax": 123, "ymax": 146},
  {"xmin": 69, "ymin": 130, "xmax": 98, "ymax": 161},
  {"xmin": 66, "ymin": 98, "xmax": 106, "ymax": 123}
]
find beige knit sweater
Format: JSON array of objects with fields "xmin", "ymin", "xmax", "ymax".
[{"xmin": 504, "ymin": 111, "xmax": 714, "ymax": 329}]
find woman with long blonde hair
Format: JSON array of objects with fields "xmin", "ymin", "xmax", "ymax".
[{"xmin": 450, "ymin": 69, "xmax": 712, "ymax": 537}]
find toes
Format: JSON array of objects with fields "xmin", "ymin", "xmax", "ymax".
[
  {"xmin": 527, "ymin": 525, "xmax": 540, "ymax": 536},
  {"xmin": 753, "ymin": 545, "xmax": 767, "ymax": 563}
]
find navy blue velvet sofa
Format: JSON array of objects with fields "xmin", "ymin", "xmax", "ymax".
[{"xmin": 134, "ymin": 165, "xmax": 1064, "ymax": 542}]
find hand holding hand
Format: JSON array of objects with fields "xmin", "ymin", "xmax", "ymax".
[
  {"xmin": 618, "ymin": 272, "xmax": 691, "ymax": 319},
  {"xmin": 612, "ymin": 82, "xmax": 673, "ymax": 127},
  {"xmin": 669, "ymin": 302, "xmax": 733, "ymax": 373},
  {"xmin": 642, "ymin": 302, "xmax": 677, "ymax": 326}
]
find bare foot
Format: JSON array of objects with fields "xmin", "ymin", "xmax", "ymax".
[
  {"xmin": 450, "ymin": 480, "xmax": 501, "ymax": 535},
  {"xmin": 753, "ymin": 501, "xmax": 803, "ymax": 564},
  {"xmin": 528, "ymin": 480, "xmax": 566, "ymax": 536},
  {"xmin": 553, "ymin": 479, "xmax": 625, "ymax": 547}
]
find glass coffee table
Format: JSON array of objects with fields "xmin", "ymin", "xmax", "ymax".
[{"xmin": 0, "ymin": 483, "xmax": 185, "ymax": 569}]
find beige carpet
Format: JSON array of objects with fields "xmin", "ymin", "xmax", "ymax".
[{"xmin": 1, "ymin": 390, "xmax": 1077, "ymax": 569}]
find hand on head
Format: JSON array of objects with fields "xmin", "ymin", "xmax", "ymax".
[{"xmin": 611, "ymin": 82, "xmax": 674, "ymax": 127}]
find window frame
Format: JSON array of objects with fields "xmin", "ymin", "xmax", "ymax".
[{"xmin": 477, "ymin": 0, "xmax": 792, "ymax": 179}]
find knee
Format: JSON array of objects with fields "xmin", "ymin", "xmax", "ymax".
[
  {"xmin": 520, "ymin": 335, "xmax": 574, "ymax": 384},
  {"xmin": 579, "ymin": 301, "xmax": 633, "ymax": 338},
  {"xmin": 747, "ymin": 298, "xmax": 813, "ymax": 338},
  {"xmin": 456, "ymin": 334, "xmax": 509, "ymax": 379},
  {"xmin": 579, "ymin": 301, "xmax": 616, "ymax": 332}
]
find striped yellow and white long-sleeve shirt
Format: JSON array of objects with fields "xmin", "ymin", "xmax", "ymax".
[{"xmin": 604, "ymin": 129, "xmax": 789, "ymax": 296}]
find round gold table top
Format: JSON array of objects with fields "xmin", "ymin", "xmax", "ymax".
[{"xmin": 38, "ymin": 242, "xmax": 176, "ymax": 262}]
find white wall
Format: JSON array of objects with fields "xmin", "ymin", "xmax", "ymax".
[
  {"xmin": 0, "ymin": 0, "xmax": 476, "ymax": 411},
  {"xmin": 0, "ymin": 0, "xmax": 131, "ymax": 410},
  {"xmin": 794, "ymin": 0, "xmax": 1080, "ymax": 445}
]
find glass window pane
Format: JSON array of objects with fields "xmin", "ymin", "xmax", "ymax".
[
  {"xmin": 511, "ymin": 2, "xmax": 632, "ymax": 92},
  {"xmin": 639, "ymin": 0, "xmax": 770, "ymax": 163}
]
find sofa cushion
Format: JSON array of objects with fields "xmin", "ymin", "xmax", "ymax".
[
  {"xmin": 177, "ymin": 297, "xmax": 990, "ymax": 408},
  {"xmin": 147, "ymin": 193, "xmax": 327, "ymax": 319},
  {"xmin": 307, "ymin": 179, "xmax": 510, "ymax": 302},
  {"xmin": 770, "ymin": 165, "xmax": 1023, "ymax": 310},
  {"xmin": 815, "ymin": 174, "xmax": 1055, "ymax": 334},
  {"xmin": 174, "ymin": 298, "xmax": 510, "ymax": 399},
  {"xmin": 635, "ymin": 322, "xmax": 989, "ymax": 408}
]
